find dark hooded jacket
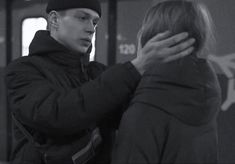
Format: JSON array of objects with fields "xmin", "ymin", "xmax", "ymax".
[
  {"xmin": 112, "ymin": 55, "xmax": 221, "ymax": 164},
  {"xmin": 5, "ymin": 30, "xmax": 141, "ymax": 164}
]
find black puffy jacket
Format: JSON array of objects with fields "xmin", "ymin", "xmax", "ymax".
[
  {"xmin": 112, "ymin": 55, "xmax": 221, "ymax": 164},
  {"xmin": 6, "ymin": 30, "xmax": 141, "ymax": 164}
]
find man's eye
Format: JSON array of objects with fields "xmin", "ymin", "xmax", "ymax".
[
  {"xmin": 79, "ymin": 17, "xmax": 86, "ymax": 20},
  {"xmin": 75, "ymin": 16, "xmax": 87, "ymax": 21}
]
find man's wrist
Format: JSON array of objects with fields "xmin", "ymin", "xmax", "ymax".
[{"xmin": 131, "ymin": 59, "xmax": 144, "ymax": 75}]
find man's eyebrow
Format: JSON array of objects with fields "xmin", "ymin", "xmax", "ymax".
[{"xmin": 75, "ymin": 11, "xmax": 99, "ymax": 19}]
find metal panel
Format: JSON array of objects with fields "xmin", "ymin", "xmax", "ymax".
[
  {"xmin": 0, "ymin": 68, "xmax": 7, "ymax": 161},
  {"xmin": 0, "ymin": 0, "xmax": 8, "ymax": 161}
]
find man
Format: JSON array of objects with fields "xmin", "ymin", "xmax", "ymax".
[{"xmin": 5, "ymin": 0, "xmax": 195, "ymax": 163}]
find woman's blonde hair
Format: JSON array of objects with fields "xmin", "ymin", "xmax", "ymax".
[{"xmin": 140, "ymin": 0, "xmax": 215, "ymax": 57}]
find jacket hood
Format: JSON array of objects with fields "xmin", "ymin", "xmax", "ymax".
[
  {"xmin": 132, "ymin": 55, "xmax": 221, "ymax": 126},
  {"xmin": 28, "ymin": 30, "xmax": 90, "ymax": 67}
]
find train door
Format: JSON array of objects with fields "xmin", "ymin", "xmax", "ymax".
[
  {"xmin": 116, "ymin": 0, "xmax": 152, "ymax": 63},
  {"xmin": 11, "ymin": 1, "xmax": 47, "ymax": 60}
]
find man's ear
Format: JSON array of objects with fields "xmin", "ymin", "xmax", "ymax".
[{"xmin": 48, "ymin": 10, "xmax": 60, "ymax": 31}]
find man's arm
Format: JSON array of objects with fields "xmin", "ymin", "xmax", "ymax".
[{"xmin": 5, "ymin": 60, "xmax": 140, "ymax": 137}]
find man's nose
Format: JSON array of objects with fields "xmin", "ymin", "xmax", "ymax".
[{"xmin": 85, "ymin": 21, "xmax": 95, "ymax": 34}]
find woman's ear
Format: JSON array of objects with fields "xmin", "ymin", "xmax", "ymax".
[{"xmin": 48, "ymin": 10, "xmax": 60, "ymax": 31}]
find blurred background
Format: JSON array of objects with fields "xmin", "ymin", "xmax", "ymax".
[{"xmin": 0, "ymin": 0, "xmax": 235, "ymax": 163}]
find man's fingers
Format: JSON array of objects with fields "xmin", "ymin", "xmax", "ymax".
[
  {"xmin": 141, "ymin": 32, "xmax": 192, "ymax": 56},
  {"xmin": 148, "ymin": 31, "xmax": 171, "ymax": 42},
  {"xmin": 166, "ymin": 38, "xmax": 195, "ymax": 55},
  {"xmin": 163, "ymin": 47, "xmax": 194, "ymax": 63},
  {"xmin": 146, "ymin": 38, "xmax": 195, "ymax": 59},
  {"xmin": 159, "ymin": 32, "xmax": 189, "ymax": 48}
]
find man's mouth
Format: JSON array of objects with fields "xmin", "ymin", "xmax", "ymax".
[{"xmin": 81, "ymin": 38, "xmax": 91, "ymax": 45}]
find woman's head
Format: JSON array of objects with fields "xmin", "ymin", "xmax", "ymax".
[{"xmin": 139, "ymin": 0, "xmax": 215, "ymax": 57}]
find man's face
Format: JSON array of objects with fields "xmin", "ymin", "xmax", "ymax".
[{"xmin": 56, "ymin": 8, "xmax": 100, "ymax": 54}]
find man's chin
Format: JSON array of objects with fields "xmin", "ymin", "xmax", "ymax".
[{"xmin": 74, "ymin": 46, "xmax": 89, "ymax": 54}]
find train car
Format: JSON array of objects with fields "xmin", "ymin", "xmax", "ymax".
[{"xmin": 0, "ymin": 0, "xmax": 235, "ymax": 163}]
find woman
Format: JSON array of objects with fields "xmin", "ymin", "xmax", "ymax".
[{"xmin": 112, "ymin": 0, "xmax": 221, "ymax": 163}]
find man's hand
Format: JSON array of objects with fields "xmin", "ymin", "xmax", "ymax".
[{"xmin": 131, "ymin": 31, "xmax": 195, "ymax": 75}]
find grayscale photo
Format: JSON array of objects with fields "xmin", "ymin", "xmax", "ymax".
[{"xmin": 0, "ymin": 0, "xmax": 234, "ymax": 164}]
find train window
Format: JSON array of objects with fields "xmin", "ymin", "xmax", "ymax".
[
  {"xmin": 22, "ymin": 17, "xmax": 47, "ymax": 56},
  {"xmin": 21, "ymin": 17, "xmax": 96, "ymax": 61}
]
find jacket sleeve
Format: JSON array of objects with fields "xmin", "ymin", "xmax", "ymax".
[
  {"xmin": 111, "ymin": 105, "xmax": 161, "ymax": 164},
  {"xmin": 5, "ymin": 59, "xmax": 141, "ymax": 136}
]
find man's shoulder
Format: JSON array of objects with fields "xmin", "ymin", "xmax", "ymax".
[
  {"xmin": 8, "ymin": 55, "xmax": 44, "ymax": 65},
  {"xmin": 6, "ymin": 55, "xmax": 50, "ymax": 74},
  {"xmin": 7, "ymin": 56, "xmax": 33, "ymax": 70}
]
